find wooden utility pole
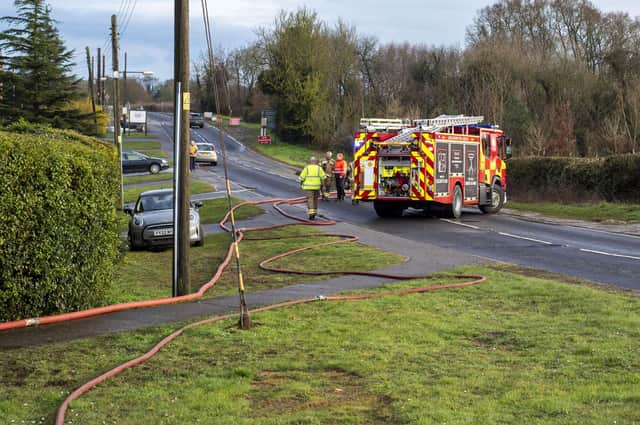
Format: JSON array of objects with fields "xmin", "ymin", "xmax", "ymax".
[
  {"xmin": 102, "ymin": 53, "xmax": 106, "ymax": 104},
  {"xmin": 173, "ymin": 0, "xmax": 191, "ymax": 295},
  {"xmin": 111, "ymin": 14, "xmax": 124, "ymax": 210},
  {"xmin": 123, "ymin": 51, "xmax": 128, "ymax": 135},
  {"xmin": 97, "ymin": 48, "xmax": 102, "ymax": 105},
  {"xmin": 85, "ymin": 47, "xmax": 98, "ymax": 132}
]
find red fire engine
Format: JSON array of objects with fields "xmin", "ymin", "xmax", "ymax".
[{"xmin": 352, "ymin": 115, "xmax": 512, "ymax": 218}]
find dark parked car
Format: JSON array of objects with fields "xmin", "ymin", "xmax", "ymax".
[
  {"xmin": 189, "ymin": 112, "xmax": 204, "ymax": 128},
  {"xmin": 125, "ymin": 189, "xmax": 204, "ymax": 250},
  {"xmin": 122, "ymin": 150, "xmax": 169, "ymax": 174}
]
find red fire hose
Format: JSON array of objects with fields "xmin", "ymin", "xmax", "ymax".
[{"xmin": 0, "ymin": 195, "xmax": 486, "ymax": 424}]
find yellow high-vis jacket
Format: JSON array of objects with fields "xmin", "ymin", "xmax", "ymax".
[{"xmin": 299, "ymin": 164, "xmax": 326, "ymax": 190}]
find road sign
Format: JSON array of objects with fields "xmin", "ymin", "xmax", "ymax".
[
  {"xmin": 258, "ymin": 135, "xmax": 271, "ymax": 144},
  {"xmin": 229, "ymin": 117, "xmax": 241, "ymax": 126},
  {"xmin": 129, "ymin": 110, "xmax": 146, "ymax": 124},
  {"xmin": 261, "ymin": 109, "xmax": 276, "ymax": 129}
]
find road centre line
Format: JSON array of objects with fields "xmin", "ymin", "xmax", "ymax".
[
  {"xmin": 579, "ymin": 248, "xmax": 640, "ymax": 261},
  {"xmin": 441, "ymin": 219, "xmax": 555, "ymax": 245},
  {"xmin": 498, "ymin": 232, "xmax": 554, "ymax": 245},
  {"xmin": 440, "ymin": 219, "xmax": 481, "ymax": 230}
]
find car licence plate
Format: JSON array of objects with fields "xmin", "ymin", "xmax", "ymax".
[{"xmin": 153, "ymin": 228, "xmax": 173, "ymax": 237}]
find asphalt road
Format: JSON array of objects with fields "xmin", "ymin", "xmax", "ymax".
[{"xmin": 149, "ymin": 113, "xmax": 640, "ymax": 290}]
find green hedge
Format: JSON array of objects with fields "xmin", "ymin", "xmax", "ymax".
[
  {"xmin": 507, "ymin": 155, "xmax": 640, "ymax": 203},
  {"xmin": 0, "ymin": 127, "xmax": 120, "ymax": 322}
]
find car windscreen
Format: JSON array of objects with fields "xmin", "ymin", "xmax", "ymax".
[
  {"xmin": 136, "ymin": 193, "xmax": 174, "ymax": 212},
  {"xmin": 197, "ymin": 144, "xmax": 214, "ymax": 151}
]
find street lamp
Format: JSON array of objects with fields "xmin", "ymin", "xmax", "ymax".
[{"xmin": 102, "ymin": 69, "xmax": 154, "ymax": 134}]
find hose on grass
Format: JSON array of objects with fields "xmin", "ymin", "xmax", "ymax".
[{"xmin": 53, "ymin": 195, "xmax": 485, "ymax": 424}]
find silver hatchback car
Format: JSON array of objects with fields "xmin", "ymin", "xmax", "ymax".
[
  {"xmin": 195, "ymin": 142, "xmax": 218, "ymax": 166},
  {"xmin": 125, "ymin": 189, "xmax": 205, "ymax": 250}
]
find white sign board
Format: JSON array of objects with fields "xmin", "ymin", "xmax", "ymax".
[
  {"xmin": 129, "ymin": 110, "xmax": 147, "ymax": 124},
  {"xmin": 204, "ymin": 112, "xmax": 213, "ymax": 119}
]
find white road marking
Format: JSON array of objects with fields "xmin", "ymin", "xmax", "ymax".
[
  {"xmin": 498, "ymin": 232, "xmax": 554, "ymax": 245},
  {"xmin": 440, "ymin": 219, "xmax": 481, "ymax": 230},
  {"xmin": 579, "ymin": 249, "xmax": 640, "ymax": 261}
]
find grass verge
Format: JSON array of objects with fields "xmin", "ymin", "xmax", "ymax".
[
  {"xmin": 197, "ymin": 197, "xmax": 263, "ymax": 225},
  {"xmin": 507, "ymin": 201, "xmax": 640, "ymax": 223},
  {"xmin": 123, "ymin": 179, "xmax": 214, "ymax": 204},
  {"xmin": 136, "ymin": 149, "xmax": 167, "ymax": 159},
  {"xmin": 122, "ymin": 141, "xmax": 162, "ymax": 151},
  {"xmin": 123, "ymin": 172, "xmax": 173, "ymax": 185},
  {"xmin": 110, "ymin": 225, "xmax": 403, "ymax": 303},
  {"xmin": 105, "ymin": 133, "xmax": 157, "ymax": 139},
  {"xmin": 2, "ymin": 263, "xmax": 639, "ymax": 424},
  {"xmin": 218, "ymin": 119, "xmax": 322, "ymax": 168}
]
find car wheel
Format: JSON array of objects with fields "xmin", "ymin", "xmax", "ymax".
[
  {"xmin": 128, "ymin": 232, "xmax": 143, "ymax": 251},
  {"xmin": 212, "ymin": 161, "xmax": 217, "ymax": 166},
  {"xmin": 149, "ymin": 163, "xmax": 161, "ymax": 174},
  {"xmin": 199, "ymin": 124, "xmax": 204, "ymax": 128},
  {"xmin": 194, "ymin": 225, "xmax": 205, "ymax": 247}
]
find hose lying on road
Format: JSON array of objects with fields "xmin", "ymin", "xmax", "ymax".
[{"xmin": 53, "ymin": 195, "xmax": 486, "ymax": 424}]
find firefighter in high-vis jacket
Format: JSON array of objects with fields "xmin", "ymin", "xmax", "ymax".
[
  {"xmin": 299, "ymin": 156, "xmax": 326, "ymax": 220},
  {"xmin": 319, "ymin": 151, "xmax": 335, "ymax": 200}
]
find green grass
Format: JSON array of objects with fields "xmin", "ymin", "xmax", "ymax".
[
  {"xmin": 123, "ymin": 172, "xmax": 173, "ymax": 185},
  {"xmin": 137, "ymin": 149, "xmax": 168, "ymax": 159},
  {"xmin": 122, "ymin": 141, "xmax": 162, "ymax": 151},
  {"xmin": 219, "ymin": 119, "xmax": 322, "ymax": 168},
  {"xmin": 507, "ymin": 201, "xmax": 640, "ymax": 223},
  {"xmin": 3, "ymin": 263, "xmax": 639, "ymax": 424},
  {"xmin": 197, "ymin": 197, "xmax": 263, "ymax": 225},
  {"xmin": 105, "ymin": 133, "xmax": 157, "ymax": 139},
  {"xmin": 123, "ymin": 179, "xmax": 214, "ymax": 204},
  {"xmin": 109, "ymin": 225, "xmax": 404, "ymax": 303},
  {"xmin": 243, "ymin": 124, "xmax": 318, "ymax": 168}
]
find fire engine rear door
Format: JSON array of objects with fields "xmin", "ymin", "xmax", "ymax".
[
  {"xmin": 410, "ymin": 153, "xmax": 425, "ymax": 200},
  {"xmin": 355, "ymin": 154, "xmax": 377, "ymax": 200}
]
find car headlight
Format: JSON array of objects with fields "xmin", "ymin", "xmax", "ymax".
[
  {"xmin": 134, "ymin": 215, "xmax": 143, "ymax": 226},
  {"xmin": 161, "ymin": 159, "xmax": 168, "ymax": 165}
]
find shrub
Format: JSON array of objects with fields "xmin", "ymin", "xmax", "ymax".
[
  {"xmin": 0, "ymin": 126, "xmax": 120, "ymax": 321},
  {"xmin": 508, "ymin": 155, "xmax": 640, "ymax": 203}
]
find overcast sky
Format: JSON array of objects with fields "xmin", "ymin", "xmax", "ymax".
[{"xmin": 1, "ymin": 0, "xmax": 639, "ymax": 81}]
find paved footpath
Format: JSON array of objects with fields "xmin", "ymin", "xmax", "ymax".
[{"xmin": 0, "ymin": 189, "xmax": 485, "ymax": 349}]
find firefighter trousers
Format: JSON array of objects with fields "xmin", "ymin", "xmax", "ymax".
[
  {"xmin": 322, "ymin": 178, "xmax": 332, "ymax": 200},
  {"xmin": 334, "ymin": 174, "xmax": 346, "ymax": 201},
  {"xmin": 306, "ymin": 190, "xmax": 320, "ymax": 218}
]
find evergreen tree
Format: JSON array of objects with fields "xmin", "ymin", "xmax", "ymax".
[{"xmin": 0, "ymin": 0, "xmax": 86, "ymax": 130}]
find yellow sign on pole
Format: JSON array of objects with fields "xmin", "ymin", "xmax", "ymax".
[{"xmin": 183, "ymin": 91, "xmax": 190, "ymax": 111}]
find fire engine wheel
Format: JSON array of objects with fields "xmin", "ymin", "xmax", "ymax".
[
  {"xmin": 448, "ymin": 185, "xmax": 463, "ymax": 219},
  {"xmin": 373, "ymin": 201, "xmax": 404, "ymax": 218},
  {"xmin": 479, "ymin": 184, "xmax": 505, "ymax": 214}
]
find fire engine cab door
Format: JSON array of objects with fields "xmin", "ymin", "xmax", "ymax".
[{"xmin": 410, "ymin": 155, "xmax": 424, "ymax": 200}]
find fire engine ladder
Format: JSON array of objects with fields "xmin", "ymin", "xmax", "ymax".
[
  {"xmin": 359, "ymin": 118, "xmax": 411, "ymax": 132},
  {"xmin": 361, "ymin": 115, "xmax": 485, "ymax": 145},
  {"xmin": 413, "ymin": 115, "xmax": 484, "ymax": 131}
]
